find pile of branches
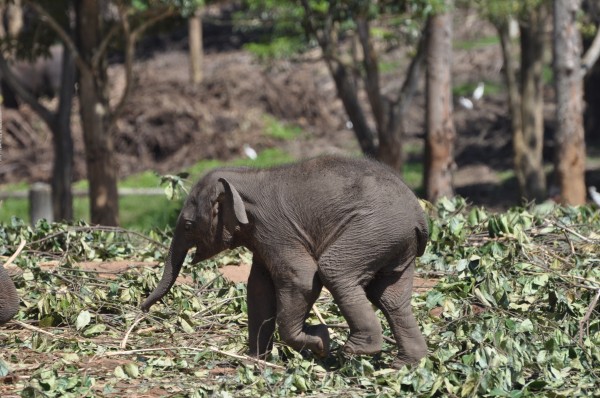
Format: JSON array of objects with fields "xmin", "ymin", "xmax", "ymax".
[{"xmin": 0, "ymin": 199, "xmax": 598, "ymax": 397}]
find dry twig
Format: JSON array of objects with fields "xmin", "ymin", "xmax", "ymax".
[
  {"xmin": 11, "ymin": 320, "xmax": 55, "ymax": 337},
  {"xmin": 120, "ymin": 314, "xmax": 146, "ymax": 349},
  {"xmin": 103, "ymin": 346, "xmax": 286, "ymax": 370},
  {"xmin": 3, "ymin": 239, "xmax": 27, "ymax": 268},
  {"xmin": 579, "ymin": 289, "xmax": 600, "ymax": 345}
]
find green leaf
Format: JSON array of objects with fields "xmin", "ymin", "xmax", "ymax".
[
  {"xmin": 114, "ymin": 366, "xmax": 127, "ymax": 379},
  {"xmin": 83, "ymin": 324, "xmax": 106, "ymax": 337},
  {"xmin": 516, "ymin": 319, "xmax": 533, "ymax": 333},
  {"xmin": 0, "ymin": 358, "xmax": 9, "ymax": 377},
  {"xmin": 76, "ymin": 310, "xmax": 91, "ymax": 331},
  {"xmin": 179, "ymin": 317, "xmax": 195, "ymax": 333},
  {"xmin": 123, "ymin": 363, "xmax": 140, "ymax": 378}
]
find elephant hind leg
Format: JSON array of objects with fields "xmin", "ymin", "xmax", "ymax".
[
  {"xmin": 318, "ymin": 244, "xmax": 384, "ymax": 355},
  {"xmin": 274, "ymin": 257, "xmax": 329, "ymax": 357},
  {"xmin": 366, "ymin": 262, "xmax": 427, "ymax": 367},
  {"xmin": 321, "ymin": 279, "xmax": 383, "ymax": 355}
]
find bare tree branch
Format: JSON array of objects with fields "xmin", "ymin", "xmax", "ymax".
[
  {"xmin": 131, "ymin": 7, "xmax": 177, "ymax": 40},
  {"xmin": 393, "ymin": 28, "xmax": 427, "ymax": 119},
  {"xmin": 22, "ymin": 0, "xmax": 89, "ymax": 74},
  {"xmin": 356, "ymin": 16, "xmax": 385, "ymax": 133},
  {"xmin": 0, "ymin": 51, "xmax": 53, "ymax": 124},
  {"xmin": 111, "ymin": 6, "xmax": 176, "ymax": 122},
  {"xmin": 92, "ymin": 23, "xmax": 121, "ymax": 71},
  {"xmin": 582, "ymin": 28, "xmax": 600, "ymax": 74},
  {"xmin": 110, "ymin": 3, "xmax": 134, "ymax": 124}
]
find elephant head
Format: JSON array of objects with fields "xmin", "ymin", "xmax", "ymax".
[
  {"xmin": 0, "ymin": 264, "xmax": 19, "ymax": 324},
  {"xmin": 141, "ymin": 173, "xmax": 248, "ymax": 312}
]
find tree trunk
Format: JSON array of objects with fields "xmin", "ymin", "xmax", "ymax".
[
  {"xmin": 377, "ymin": 109, "xmax": 404, "ymax": 173},
  {"xmin": 6, "ymin": 0, "xmax": 23, "ymax": 37},
  {"xmin": 326, "ymin": 58, "xmax": 377, "ymax": 156},
  {"xmin": 189, "ymin": 9, "xmax": 203, "ymax": 84},
  {"xmin": 425, "ymin": 6, "xmax": 456, "ymax": 202},
  {"xmin": 553, "ymin": 0, "xmax": 587, "ymax": 205},
  {"xmin": 76, "ymin": 0, "xmax": 119, "ymax": 226},
  {"xmin": 356, "ymin": 16, "xmax": 404, "ymax": 173},
  {"xmin": 51, "ymin": 46, "xmax": 76, "ymax": 221},
  {"xmin": 497, "ymin": 21, "xmax": 524, "ymax": 200},
  {"xmin": 516, "ymin": 5, "xmax": 548, "ymax": 202}
]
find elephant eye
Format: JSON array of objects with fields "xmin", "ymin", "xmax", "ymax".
[{"xmin": 184, "ymin": 220, "xmax": 193, "ymax": 231}]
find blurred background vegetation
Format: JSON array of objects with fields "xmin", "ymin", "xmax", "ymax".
[{"xmin": 1, "ymin": 0, "xmax": 600, "ymax": 229}]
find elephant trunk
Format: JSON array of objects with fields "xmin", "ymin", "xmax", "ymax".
[
  {"xmin": 0, "ymin": 264, "xmax": 20, "ymax": 324},
  {"xmin": 141, "ymin": 238, "xmax": 190, "ymax": 312}
]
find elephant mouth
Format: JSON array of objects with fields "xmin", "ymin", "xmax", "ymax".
[{"xmin": 191, "ymin": 247, "xmax": 204, "ymax": 264}]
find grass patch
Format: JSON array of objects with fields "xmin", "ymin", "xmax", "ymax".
[
  {"xmin": 454, "ymin": 35, "xmax": 500, "ymax": 50},
  {"xmin": 379, "ymin": 60, "xmax": 402, "ymax": 74},
  {"xmin": 403, "ymin": 161, "xmax": 423, "ymax": 191},
  {"xmin": 263, "ymin": 115, "xmax": 304, "ymax": 141},
  {"xmin": 543, "ymin": 64, "xmax": 554, "ymax": 85},
  {"xmin": 244, "ymin": 37, "xmax": 304, "ymax": 61},
  {"xmin": 453, "ymin": 80, "xmax": 503, "ymax": 97}
]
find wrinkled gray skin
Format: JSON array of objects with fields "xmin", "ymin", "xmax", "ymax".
[
  {"xmin": 0, "ymin": 264, "xmax": 19, "ymax": 325},
  {"xmin": 142, "ymin": 156, "xmax": 429, "ymax": 366}
]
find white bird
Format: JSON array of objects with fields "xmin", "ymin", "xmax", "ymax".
[
  {"xmin": 472, "ymin": 82, "xmax": 485, "ymax": 101},
  {"xmin": 458, "ymin": 96, "xmax": 474, "ymax": 110},
  {"xmin": 243, "ymin": 144, "xmax": 257, "ymax": 160},
  {"xmin": 588, "ymin": 186, "xmax": 600, "ymax": 206}
]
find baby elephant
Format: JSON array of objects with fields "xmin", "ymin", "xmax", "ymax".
[
  {"xmin": 142, "ymin": 156, "xmax": 429, "ymax": 367},
  {"xmin": 0, "ymin": 264, "xmax": 19, "ymax": 325}
]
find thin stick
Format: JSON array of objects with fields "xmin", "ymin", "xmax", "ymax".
[
  {"xmin": 579, "ymin": 289, "xmax": 600, "ymax": 345},
  {"xmin": 103, "ymin": 346, "xmax": 285, "ymax": 370},
  {"xmin": 120, "ymin": 314, "xmax": 146, "ymax": 349},
  {"xmin": 554, "ymin": 222, "xmax": 594, "ymax": 243},
  {"xmin": 326, "ymin": 322, "xmax": 396, "ymax": 344},
  {"xmin": 312, "ymin": 305, "xmax": 326, "ymax": 324},
  {"xmin": 3, "ymin": 239, "xmax": 26, "ymax": 268},
  {"xmin": 12, "ymin": 320, "xmax": 55, "ymax": 337}
]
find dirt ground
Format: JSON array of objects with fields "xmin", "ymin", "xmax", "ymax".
[{"xmin": 1, "ymin": 7, "xmax": 597, "ymax": 210}]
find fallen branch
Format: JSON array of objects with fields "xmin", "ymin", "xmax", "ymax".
[
  {"xmin": 120, "ymin": 314, "xmax": 146, "ymax": 349},
  {"xmin": 3, "ymin": 239, "xmax": 27, "ymax": 268},
  {"xmin": 11, "ymin": 320, "xmax": 56, "ymax": 337},
  {"xmin": 103, "ymin": 346, "xmax": 286, "ymax": 370},
  {"xmin": 312, "ymin": 304, "xmax": 326, "ymax": 325},
  {"xmin": 553, "ymin": 222, "xmax": 595, "ymax": 243},
  {"xmin": 579, "ymin": 288, "xmax": 600, "ymax": 345}
]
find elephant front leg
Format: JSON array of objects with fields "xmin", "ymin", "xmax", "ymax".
[
  {"xmin": 274, "ymin": 260, "xmax": 329, "ymax": 357},
  {"xmin": 247, "ymin": 260, "xmax": 277, "ymax": 358}
]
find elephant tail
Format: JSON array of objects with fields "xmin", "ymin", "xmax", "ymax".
[{"xmin": 415, "ymin": 217, "xmax": 429, "ymax": 257}]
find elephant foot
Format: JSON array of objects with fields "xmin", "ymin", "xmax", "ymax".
[
  {"xmin": 392, "ymin": 341, "xmax": 427, "ymax": 369},
  {"xmin": 391, "ymin": 353, "xmax": 425, "ymax": 369},
  {"xmin": 342, "ymin": 332, "xmax": 383, "ymax": 356},
  {"xmin": 280, "ymin": 324, "xmax": 330, "ymax": 357},
  {"xmin": 304, "ymin": 324, "xmax": 330, "ymax": 357}
]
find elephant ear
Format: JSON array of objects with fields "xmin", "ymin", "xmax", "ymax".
[{"xmin": 218, "ymin": 178, "xmax": 249, "ymax": 230}]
